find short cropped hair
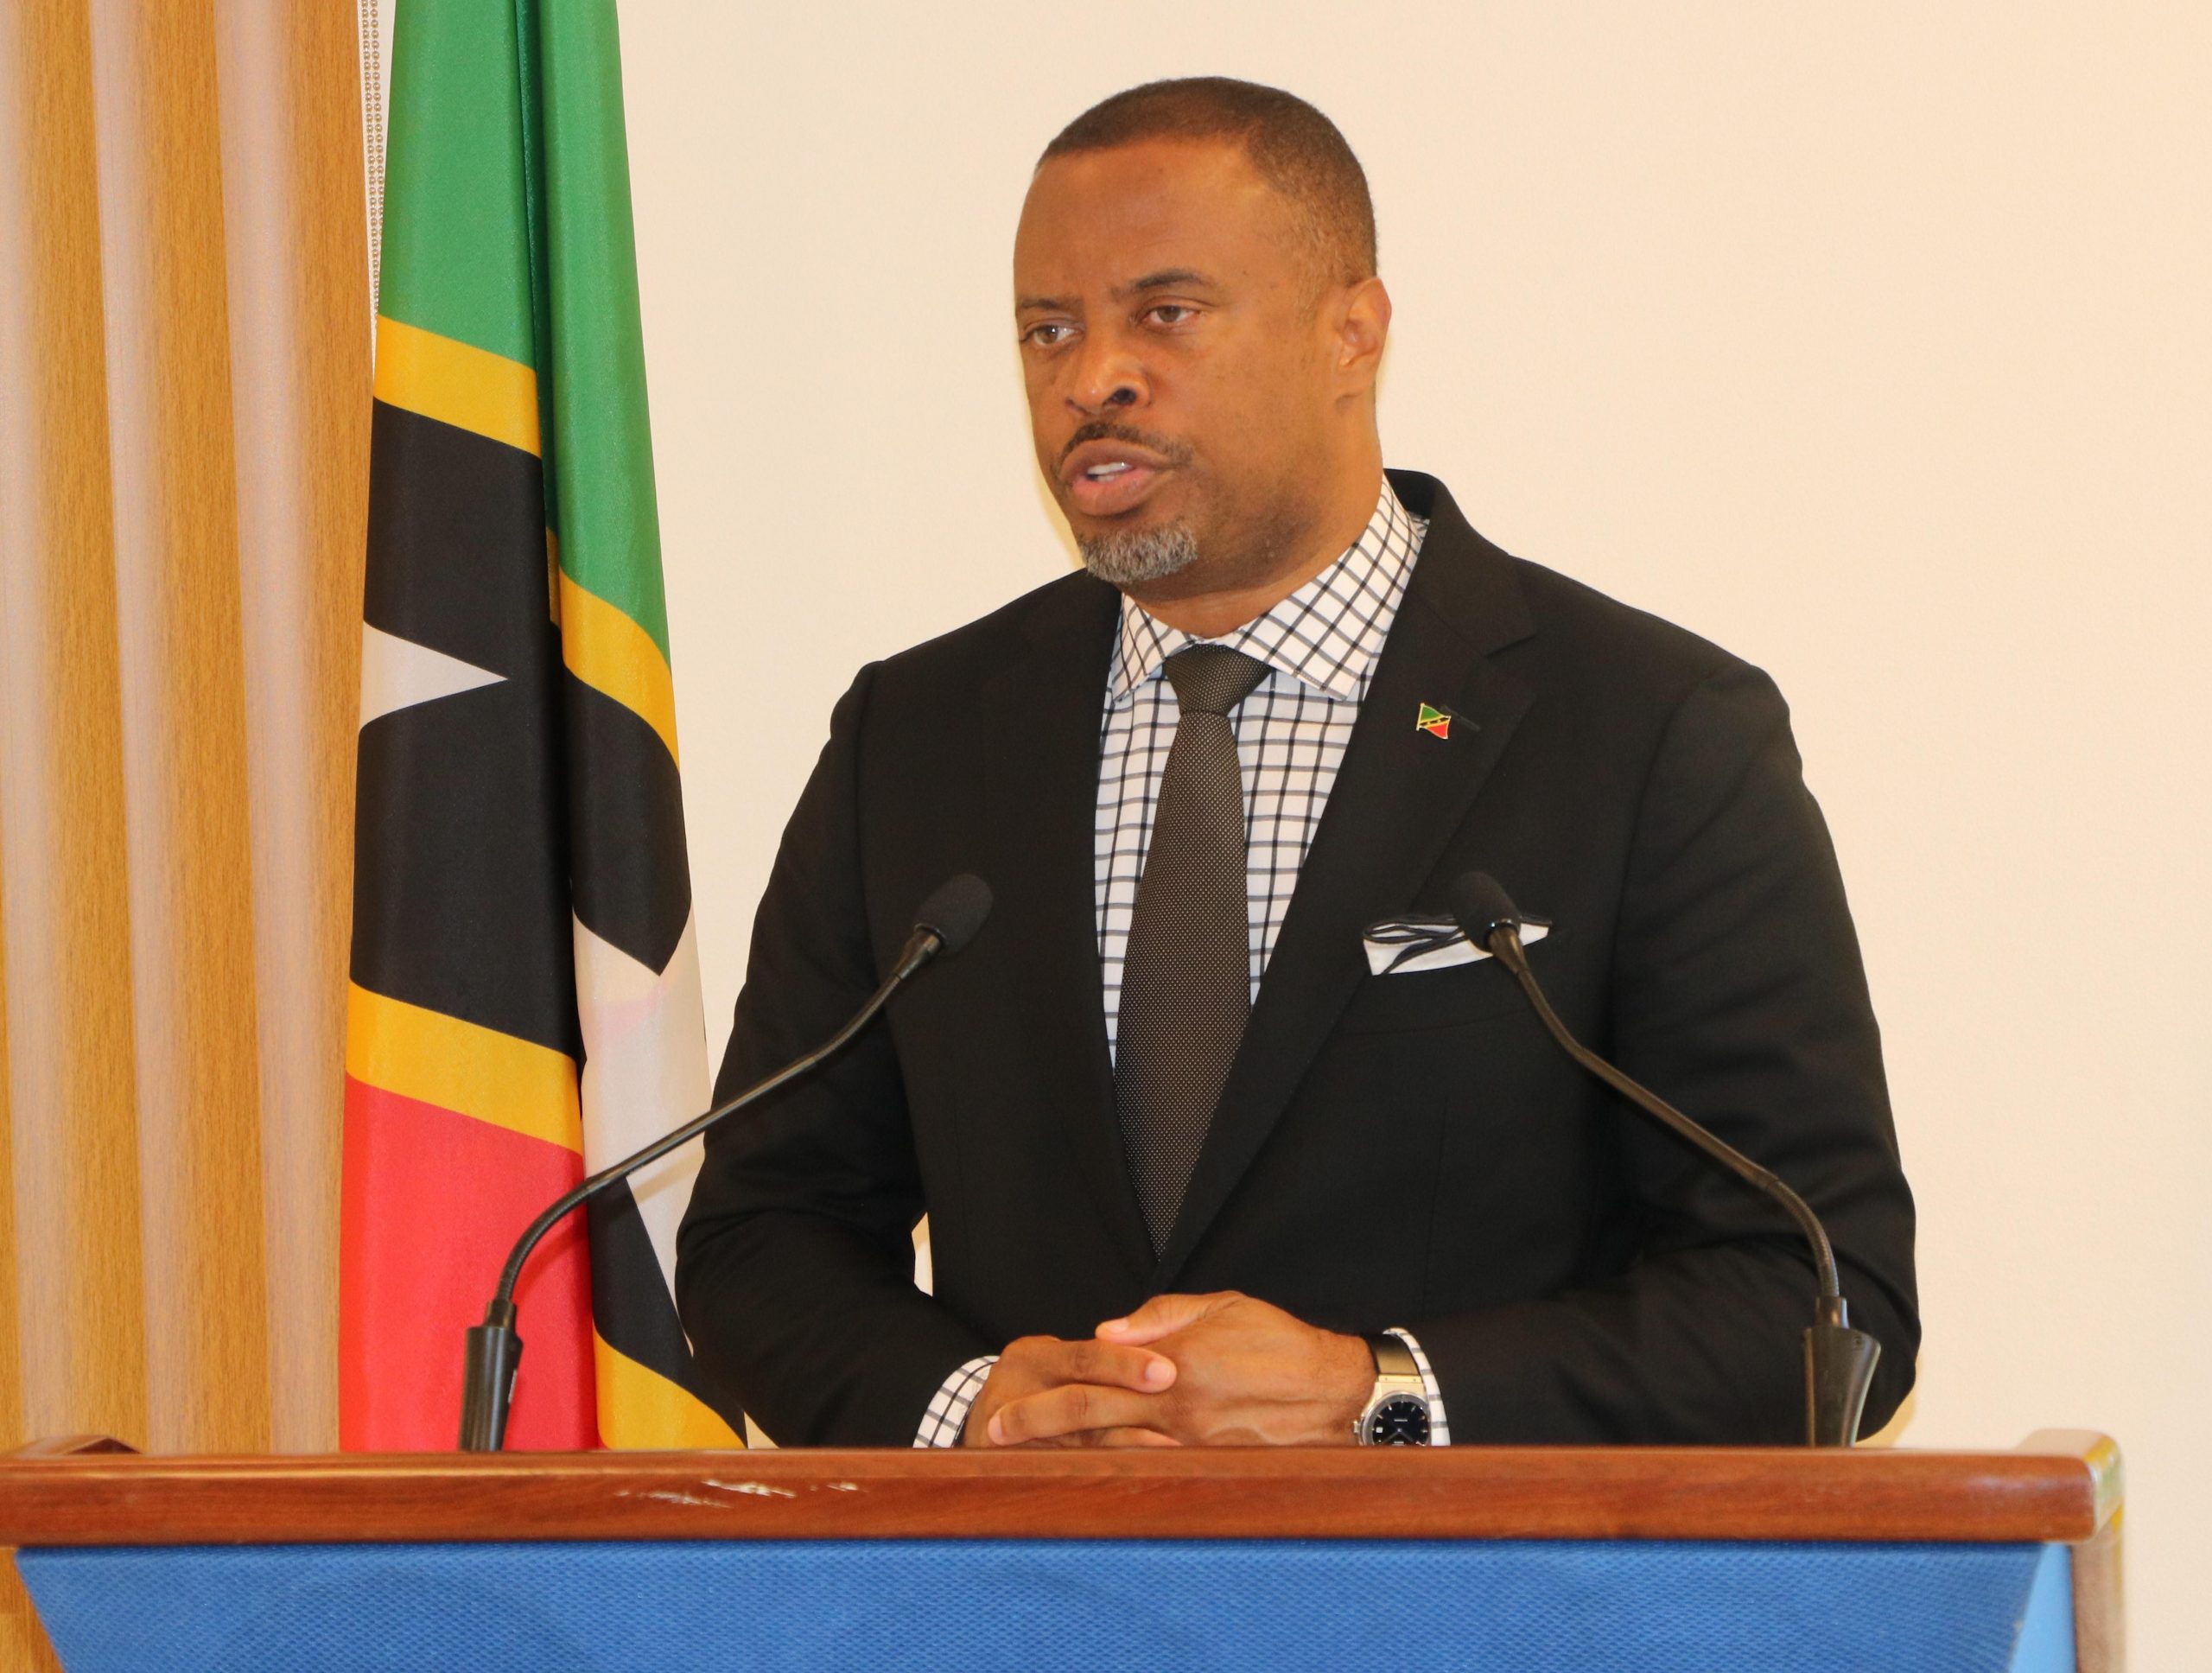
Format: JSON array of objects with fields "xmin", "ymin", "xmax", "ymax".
[{"xmin": 1039, "ymin": 78, "xmax": 1377, "ymax": 285}]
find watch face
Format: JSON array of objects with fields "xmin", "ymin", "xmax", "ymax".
[{"xmin": 1363, "ymin": 1394, "xmax": 1431, "ymax": 1446}]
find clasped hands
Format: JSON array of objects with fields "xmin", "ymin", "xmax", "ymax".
[{"xmin": 963, "ymin": 1290, "xmax": 1373, "ymax": 1448}]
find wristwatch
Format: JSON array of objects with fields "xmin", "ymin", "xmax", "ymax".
[{"xmin": 1353, "ymin": 1332, "xmax": 1432, "ymax": 1446}]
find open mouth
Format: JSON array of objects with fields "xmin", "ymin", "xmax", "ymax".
[{"xmin": 1061, "ymin": 438, "xmax": 1178, "ymax": 518}]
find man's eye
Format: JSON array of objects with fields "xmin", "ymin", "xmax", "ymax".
[
  {"xmin": 1146, "ymin": 304, "xmax": 1196, "ymax": 327},
  {"xmin": 1022, "ymin": 321, "xmax": 1075, "ymax": 347}
]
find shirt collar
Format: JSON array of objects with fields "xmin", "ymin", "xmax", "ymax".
[{"xmin": 1110, "ymin": 478, "xmax": 1427, "ymax": 708}]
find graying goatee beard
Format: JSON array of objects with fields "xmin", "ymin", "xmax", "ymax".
[{"xmin": 1077, "ymin": 523, "xmax": 1200, "ymax": 586}]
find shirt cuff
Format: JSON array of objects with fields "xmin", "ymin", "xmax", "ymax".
[
  {"xmin": 913, "ymin": 1355, "xmax": 998, "ymax": 1447},
  {"xmin": 1384, "ymin": 1326, "xmax": 1452, "ymax": 1446}
]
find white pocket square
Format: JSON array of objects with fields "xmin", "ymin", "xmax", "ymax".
[{"xmin": 1361, "ymin": 913, "xmax": 1550, "ymax": 976}]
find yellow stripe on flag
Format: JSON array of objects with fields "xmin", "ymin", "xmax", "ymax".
[
  {"xmin": 594, "ymin": 1332, "xmax": 743, "ymax": 1448},
  {"xmin": 558, "ymin": 570, "xmax": 682, "ymax": 767},
  {"xmin": 346, "ymin": 983, "xmax": 582, "ymax": 1155},
  {"xmin": 374, "ymin": 315, "xmax": 542, "ymax": 457}
]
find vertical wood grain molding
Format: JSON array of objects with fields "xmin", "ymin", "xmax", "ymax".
[
  {"xmin": 211, "ymin": 0, "xmax": 369, "ymax": 1455},
  {"xmin": 0, "ymin": 900, "xmax": 60, "ymax": 1673},
  {"xmin": 0, "ymin": 842, "xmax": 18, "ymax": 1458},
  {"xmin": 0, "ymin": 858, "xmax": 49, "ymax": 1673},
  {"xmin": 85, "ymin": 0, "xmax": 270, "ymax": 1454},
  {"xmin": 2074, "ymin": 1509, "xmax": 2125, "ymax": 1673},
  {"xmin": 0, "ymin": 0, "xmax": 150, "ymax": 1454}
]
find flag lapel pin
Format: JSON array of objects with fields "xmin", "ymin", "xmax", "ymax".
[{"xmin": 1415, "ymin": 703, "xmax": 1453, "ymax": 740}]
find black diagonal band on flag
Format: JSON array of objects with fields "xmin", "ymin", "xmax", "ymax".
[
  {"xmin": 365, "ymin": 402, "xmax": 550, "ymax": 677},
  {"xmin": 563, "ymin": 671, "xmax": 692, "ymax": 976},
  {"xmin": 587, "ymin": 1183, "xmax": 724, "ymax": 1407},
  {"xmin": 353, "ymin": 401, "xmax": 576, "ymax": 1058}
]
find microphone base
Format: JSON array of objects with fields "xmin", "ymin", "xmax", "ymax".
[
  {"xmin": 1804, "ymin": 1320, "xmax": 1882, "ymax": 1447},
  {"xmin": 458, "ymin": 1301, "xmax": 523, "ymax": 1452}
]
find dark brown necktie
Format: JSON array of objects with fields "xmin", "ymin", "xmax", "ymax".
[{"xmin": 1115, "ymin": 644, "xmax": 1269, "ymax": 1253}]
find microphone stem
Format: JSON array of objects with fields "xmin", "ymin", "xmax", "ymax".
[
  {"xmin": 489, "ymin": 926, "xmax": 939, "ymax": 1309},
  {"xmin": 1484, "ymin": 930, "xmax": 1843, "ymax": 1301}
]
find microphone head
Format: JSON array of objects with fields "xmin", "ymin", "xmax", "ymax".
[
  {"xmin": 1448, "ymin": 871, "xmax": 1524, "ymax": 945},
  {"xmin": 913, "ymin": 874, "xmax": 992, "ymax": 957}
]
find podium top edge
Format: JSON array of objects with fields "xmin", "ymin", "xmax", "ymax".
[{"xmin": 0, "ymin": 1434, "xmax": 2120, "ymax": 1549}]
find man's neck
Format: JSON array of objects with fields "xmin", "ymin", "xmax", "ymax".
[{"xmin": 1126, "ymin": 466, "xmax": 1386, "ymax": 640}]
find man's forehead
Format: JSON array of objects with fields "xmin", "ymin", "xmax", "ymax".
[{"xmin": 1015, "ymin": 140, "xmax": 1289, "ymax": 291}]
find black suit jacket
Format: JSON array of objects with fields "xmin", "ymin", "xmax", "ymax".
[{"xmin": 677, "ymin": 472, "xmax": 1918, "ymax": 1447}]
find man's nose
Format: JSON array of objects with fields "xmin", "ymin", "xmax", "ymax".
[{"xmin": 1066, "ymin": 332, "xmax": 1147, "ymax": 416}]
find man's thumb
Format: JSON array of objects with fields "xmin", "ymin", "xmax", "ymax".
[{"xmin": 1095, "ymin": 1292, "xmax": 1219, "ymax": 1345}]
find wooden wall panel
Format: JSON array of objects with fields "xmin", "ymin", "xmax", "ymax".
[
  {"xmin": 86, "ymin": 0, "xmax": 270, "ymax": 1458},
  {"xmin": 0, "ymin": 0, "xmax": 151, "ymax": 1458},
  {"xmin": 212, "ymin": 0, "xmax": 369, "ymax": 1458},
  {"xmin": 0, "ymin": 4, "xmax": 167, "ymax": 1663},
  {"xmin": 0, "ymin": 0, "xmax": 368, "ymax": 1537}
]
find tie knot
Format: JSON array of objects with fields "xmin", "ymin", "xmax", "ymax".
[{"xmin": 1162, "ymin": 645, "xmax": 1268, "ymax": 716}]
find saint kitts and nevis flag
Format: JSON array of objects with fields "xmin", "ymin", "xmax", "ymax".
[{"xmin": 340, "ymin": 0, "xmax": 740, "ymax": 1450}]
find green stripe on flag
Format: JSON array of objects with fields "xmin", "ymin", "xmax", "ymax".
[
  {"xmin": 378, "ymin": 0, "xmax": 537, "ymax": 370},
  {"xmin": 540, "ymin": 0, "xmax": 671, "ymax": 662}
]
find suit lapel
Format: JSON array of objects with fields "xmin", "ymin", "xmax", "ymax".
[
  {"xmin": 975, "ymin": 576, "xmax": 1159, "ymax": 1282},
  {"xmin": 1152, "ymin": 474, "xmax": 1539, "ymax": 1285}
]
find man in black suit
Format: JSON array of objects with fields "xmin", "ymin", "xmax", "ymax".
[{"xmin": 677, "ymin": 78, "xmax": 1917, "ymax": 1449}]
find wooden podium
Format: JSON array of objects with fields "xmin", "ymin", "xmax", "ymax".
[{"xmin": 0, "ymin": 1431, "xmax": 2120, "ymax": 1672}]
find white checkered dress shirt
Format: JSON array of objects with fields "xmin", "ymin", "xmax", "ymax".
[{"xmin": 917, "ymin": 479, "xmax": 1452, "ymax": 1447}]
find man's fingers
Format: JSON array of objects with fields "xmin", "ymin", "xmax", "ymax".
[
  {"xmin": 1058, "ymin": 1336, "xmax": 1177, "ymax": 1390},
  {"xmin": 1011, "ymin": 1334, "xmax": 1174, "ymax": 1391},
  {"xmin": 1095, "ymin": 1291, "xmax": 1229, "ymax": 1346},
  {"xmin": 985, "ymin": 1383, "xmax": 1164, "ymax": 1447}
]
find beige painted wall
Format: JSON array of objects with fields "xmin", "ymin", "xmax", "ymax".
[{"xmin": 619, "ymin": 3, "xmax": 2209, "ymax": 1657}]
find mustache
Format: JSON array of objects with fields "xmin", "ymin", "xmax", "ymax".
[{"xmin": 1058, "ymin": 421, "xmax": 1192, "ymax": 470}]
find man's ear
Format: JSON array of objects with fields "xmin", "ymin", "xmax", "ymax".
[{"xmin": 1333, "ymin": 276, "xmax": 1391, "ymax": 395}]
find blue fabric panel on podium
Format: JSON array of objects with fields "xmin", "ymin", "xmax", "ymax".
[
  {"xmin": 2010, "ymin": 1543, "xmax": 2078, "ymax": 1673},
  {"xmin": 18, "ymin": 1538, "xmax": 2070, "ymax": 1673}
]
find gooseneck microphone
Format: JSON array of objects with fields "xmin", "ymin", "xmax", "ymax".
[
  {"xmin": 457, "ymin": 874, "xmax": 994, "ymax": 1451},
  {"xmin": 1447, "ymin": 871, "xmax": 1882, "ymax": 1447}
]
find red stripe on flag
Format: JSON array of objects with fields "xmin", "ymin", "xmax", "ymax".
[{"xmin": 340, "ymin": 1074, "xmax": 596, "ymax": 1451}]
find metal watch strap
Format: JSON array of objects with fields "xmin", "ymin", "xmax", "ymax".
[{"xmin": 1363, "ymin": 1332, "xmax": 1420, "ymax": 1380}]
